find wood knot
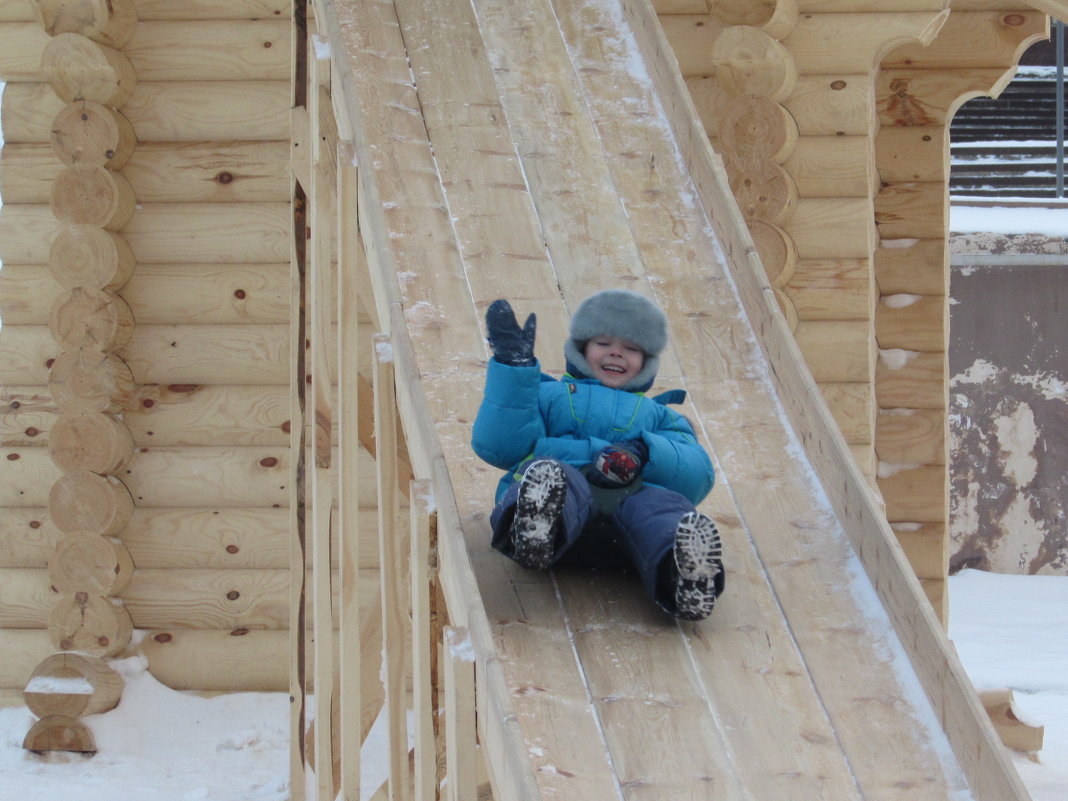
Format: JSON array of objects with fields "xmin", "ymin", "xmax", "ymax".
[
  {"xmin": 226, "ymin": 590, "xmax": 240, "ymax": 601},
  {"xmin": 75, "ymin": 591, "xmax": 89, "ymax": 606},
  {"xmin": 29, "ymin": 520, "xmax": 41, "ymax": 529},
  {"xmin": 1003, "ymin": 13, "xmax": 1025, "ymax": 25},
  {"xmin": 231, "ymin": 628, "xmax": 250, "ymax": 636},
  {"xmin": 830, "ymin": 80, "xmax": 846, "ymax": 90},
  {"xmin": 25, "ymin": 427, "xmax": 39, "ymax": 436},
  {"xmin": 141, "ymin": 398, "xmax": 155, "ymax": 408},
  {"xmin": 233, "ymin": 289, "xmax": 246, "ymax": 299},
  {"xmin": 154, "ymin": 633, "xmax": 172, "ymax": 643},
  {"xmin": 217, "ymin": 171, "xmax": 233, "ymax": 184},
  {"xmin": 226, "ymin": 544, "xmax": 239, "ymax": 554},
  {"xmin": 7, "ymin": 453, "xmax": 20, "ymax": 461},
  {"xmin": 259, "ymin": 456, "xmax": 279, "ymax": 468}
]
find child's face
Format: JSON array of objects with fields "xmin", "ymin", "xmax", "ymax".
[{"xmin": 584, "ymin": 336, "xmax": 644, "ymax": 388}]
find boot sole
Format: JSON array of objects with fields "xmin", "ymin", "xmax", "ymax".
[
  {"xmin": 512, "ymin": 460, "xmax": 566, "ymax": 570},
  {"xmin": 674, "ymin": 511, "xmax": 723, "ymax": 620}
]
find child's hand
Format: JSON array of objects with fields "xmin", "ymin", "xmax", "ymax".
[
  {"xmin": 589, "ymin": 440, "xmax": 647, "ymax": 487},
  {"xmin": 485, "ymin": 299, "xmax": 537, "ymax": 366}
]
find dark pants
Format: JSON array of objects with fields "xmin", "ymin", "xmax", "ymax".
[{"xmin": 490, "ymin": 460, "xmax": 696, "ymax": 613}]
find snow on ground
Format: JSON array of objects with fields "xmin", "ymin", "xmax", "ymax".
[
  {"xmin": 951, "ymin": 203, "xmax": 1068, "ymax": 236},
  {"xmin": 0, "ymin": 571, "xmax": 1064, "ymax": 800}
]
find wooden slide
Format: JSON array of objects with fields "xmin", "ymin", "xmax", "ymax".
[{"xmin": 325, "ymin": 0, "xmax": 1031, "ymax": 798}]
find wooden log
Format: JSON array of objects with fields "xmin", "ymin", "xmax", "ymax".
[
  {"xmin": 820, "ymin": 381, "xmax": 873, "ymax": 445},
  {"xmin": 34, "ymin": 0, "xmax": 138, "ymax": 48},
  {"xmin": 47, "ymin": 536, "xmax": 134, "ymax": 598},
  {"xmin": 0, "ymin": 626, "xmax": 290, "ymax": 694},
  {"xmin": 123, "ymin": 19, "xmax": 290, "ymax": 82},
  {"xmin": 783, "ymin": 74, "xmax": 873, "ymax": 137},
  {"xmin": 707, "ymin": 0, "xmax": 798, "ymax": 40},
  {"xmin": 49, "ymin": 468, "xmax": 133, "ymax": 535},
  {"xmin": 781, "ymin": 11, "xmax": 950, "ymax": 74},
  {"xmin": 50, "ymin": 100, "xmax": 136, "ymax": 169},
  {"xmin": 49, "ymin": 591, "xmax": 134, "ymax": 656},
  {"xmin": 658, "ymin": 14, "xmax": 724, "ymax": 75},
  {"xmin": 875, "ymin": 292, "xmax": 946, "ymax": 352},
  {"xmin": 683, "ymin": 75, "xmax": 731, "ymax": 139},
  {"xmin": 41, "ymin": 32, "xmax": 137, "ymax": 107},
  {"xmin": 1, "ymin": 80, "xmax": 290, "ymax": 143},
  {"xmin": 876, "ymin": 407, "xmax": 946, "ymax": 465},
  {"xmin": 133, "ymin": 1, "xmax": 291, "ymax": 20},
  {"xmin": 49, "ymin": 287, "xmax": 135, "ymax": 352},
  {"xmin": 782, "ymin": 258, "xmax": 871, "ymax": 321},
  {"xmin": 125, "ymin": 383, "xmax": 290, "ymax": 446},
  {"xmin": 23, "ymin": 714, "xmax": 96, "ymax": 753},
  {"xmin": 874, "ymin": 181, "xmax": 945, "ymax": 240},
  {"xmin": 651, "ymin": 1, "xmax": 709, "ymax": 14},
  {"xmin": 118, "ymin": 323, "xmax": 290, "ymax": 385},
  {"xmin": 48, "ymin": 410, "xmax": 135, "ymax": 474},
  {"xmin": 783, "ymin": 135, "xmax": 874, "ymax": 198},
  {"xmin": 876, "ymin": 464, "xmax": 946, "ymax": 522},
  {"xmin": 784, "ymin": 197, "xmax": 874, "ymax": 259},
  {"xmin": 50, "ymin": 165, "xmax": 136, "ymax": 230},
  {"xmin": 876, "ymin": 68, "xmax": 1011, "ymax": 127},
  {"xmin": 883, "ymin": 11, "xmax": 1048, "ymax": 70},
  {"xmin": 979, "ymin": 690, "xmax": 1044, "ymax": 754},
  {"xmin": 876, "ymin": 348, "xmax": 945, "ymax": 409},
  {"xmin": 0, "ymin": 507, "xmax": 59, "ymax": 567},
  {"xmin": 749, "ymin": 219, "xmax": 797, "ymax": 287},
  {"xmin": 874, "ymin": 125, "xmax": 946, "ymax": 184},
  {"xmin": 0, "ymin": 386, "xmax": 56, "ymax": 446},
  {"xmin": 726, "ymin": 160, "xmax": 798, "ymax": 226},
  {"xmin": 710, "ymin": 25, "xmax": 797, "ymax": 102},
  {"xmin": 48, "ymin": 347, "xmax": 135, "ymax": 415},
  {"xmin": 774, "ymin": 286, "xmax": 798, "ymax": 333},
  {"xmin": 0, "ymin": 22, "xmax": 52, "ymax": 82},
  {"xmin": 49, "ymin": 225, "xmax": 136, "ymax": 291},
  {"xmin": 891, "ymin": 522, "xmax": 946, "ymax": 581},
  {"xmin": 793, "ymin": 320, "xmax": 872, "ymax": 382},
  {"xmin": 118, "ymin": 446, "xmax": 290, "ymax": 508},
  {"xmin": 718, "ymin": 95, "xmax": 798, "ymax": 164},
  {"xmin": 874, "ymin": 238, "xmax": 946, "ymax": 295},
  {"xmin": 23, "ymin": 651, "xmax": 123, "ymax": 719}
]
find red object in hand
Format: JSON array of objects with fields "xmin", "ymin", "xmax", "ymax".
[{"xmin": 593, "ymin": 446, "xmax": 641, "ymax": 485}]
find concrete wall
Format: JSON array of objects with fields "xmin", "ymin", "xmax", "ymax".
[{"xmin": 949, "ymin": 233, "xmax": 1068, "ymax": 574}]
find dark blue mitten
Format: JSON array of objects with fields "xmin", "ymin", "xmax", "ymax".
[
  {"xmin": 588, "ymin": 439, "xmax": 648, "ymax": 487},
  {"xmin": 485, "ymin": 299, "xmax": 536, "ymax": 366}
]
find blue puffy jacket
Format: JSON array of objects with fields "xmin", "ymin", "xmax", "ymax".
[{"xmin": 472, "ymin": 359, "xmax": 715, "ymax": 505}]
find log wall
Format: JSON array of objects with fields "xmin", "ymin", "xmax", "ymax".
[
  {"xmin": 0, "ymin": 0, "xmax": 299, "ymax": 706},
  {"xmin": 654, "ymin": 0, "xmax": 1050, "ymax": 620}
]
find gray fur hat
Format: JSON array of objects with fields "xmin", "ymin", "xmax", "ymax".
[{"xmin": 564, "ymin": 289, "xmax": 668, "ymax": 392}]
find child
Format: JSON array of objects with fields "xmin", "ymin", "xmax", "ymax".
[{"xmin": 471, "ymin": 289, "xmax": 725, "ymax": 620}]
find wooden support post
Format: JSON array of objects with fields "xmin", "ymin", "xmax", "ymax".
[
  {"xmin": 374, "ymin": 332, "xmax": 408, "ymax": 801},
  {"xmin": 444, "ymin": 626, "xmax": 476, "ymax": 801},
  {"xmin": 411, "ymin": 479, "xmax": 437, "ymax": 801},
  {"xmin": 337, "ymin": 144, "xmax": 362, "ymax": 801}
]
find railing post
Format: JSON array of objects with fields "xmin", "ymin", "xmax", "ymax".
[
  {"xmin": 444, "ymin": 627, "xmax": 477, "ymax": 801},
  {"xmin": 374, "ymin": 333, "xmax": 409, "ymax": 801},
  {"xmin": 411, "ymin": 480, "xmax": 439, "ymax": 801}
]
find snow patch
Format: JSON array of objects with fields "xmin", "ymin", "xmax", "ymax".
[
  {"xmin": 878, "ymin": 348, "xmax": 920, "ymax": 370},
  {"xmin": 882, "ymin": 293, "xmax": 923, "ymax": 309}
]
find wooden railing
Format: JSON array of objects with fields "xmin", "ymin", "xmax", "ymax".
[{"xmin": 289, "ymin": 3, "xmax": 541, "ymax": 799}]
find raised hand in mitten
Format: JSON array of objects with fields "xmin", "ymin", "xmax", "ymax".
[
  {"xmin": 588, "ymin": 439, "xmax": 648, "ymax": 487},
  {"xmin": 485, "ymin": 299, "xmax": 537, "ymax": 366}
]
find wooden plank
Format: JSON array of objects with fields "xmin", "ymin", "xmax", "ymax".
[
  {"xmin": 783, "ymin": 74, "xmax": 874, "ymax": 137},
  {"xmin": 783, "ymin": 258, "xmax": 872, "ymax": 321},
  {"xmin": 410, "ymin": 482, "xmax": 436, "ymax": 801},
  {"xmin": 875, "ymin": 125, "xmax": 947, "ymax": 184},
  {"xmin": 874, "ymin": 238, "xmax": 947, "ymax": 295},
  {"xmin": 876, "ymin": 349, "xmax": 946, "ymax": 409},
  {"xmin": 782, "ymin": 11, "xmax": 950, "ymax": 74},
  {"xmin": 875, "ymin": 181, "xmax": 946, "ymax": 239},
  {"xmin": 783, "ymin": 135, "xmax": 874, "ymax": 198},
  {"xmin": 784, "ymin": 197, "xmax": 874, "ymax": 259},
  {"xmin": 1, "ymin": 81, "xmax": 290, "ymax": 143},
  {"xmin": 794, "ymin": 320, "xmax": 873, "ymax": 382},
  {"xmin": 884, "ymin": 10, "xmax": 1048, "ymax": 69},
  {"xmin": 444, "ymin": 627, "xmax": 477, "ymax": 801},
  {"xmin": 878, "ymin": 464, "xmax": 946, "ymax": 522},
  {"xmin": 820, "ymin": 381, "xmax": 874, "ymax": 444},
  {"xmin": 875, "ymin": 292, "xmax": 947, "ymax": 352},
  {"xmin": 875, "ymin": 68, "xmax": 1012, "ymax": 127},
  {"xmin": 876, "ymin": 407, "xmax": 946, "ymax": 465}
]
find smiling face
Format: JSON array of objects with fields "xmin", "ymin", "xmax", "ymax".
[{"xmin": 583, "ymin": 336, "xmax": 645, "ymax": 389}]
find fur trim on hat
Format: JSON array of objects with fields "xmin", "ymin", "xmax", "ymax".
[{"xmin": 565, "ymin": 290, "xmax": 668, "ymax": 392}]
